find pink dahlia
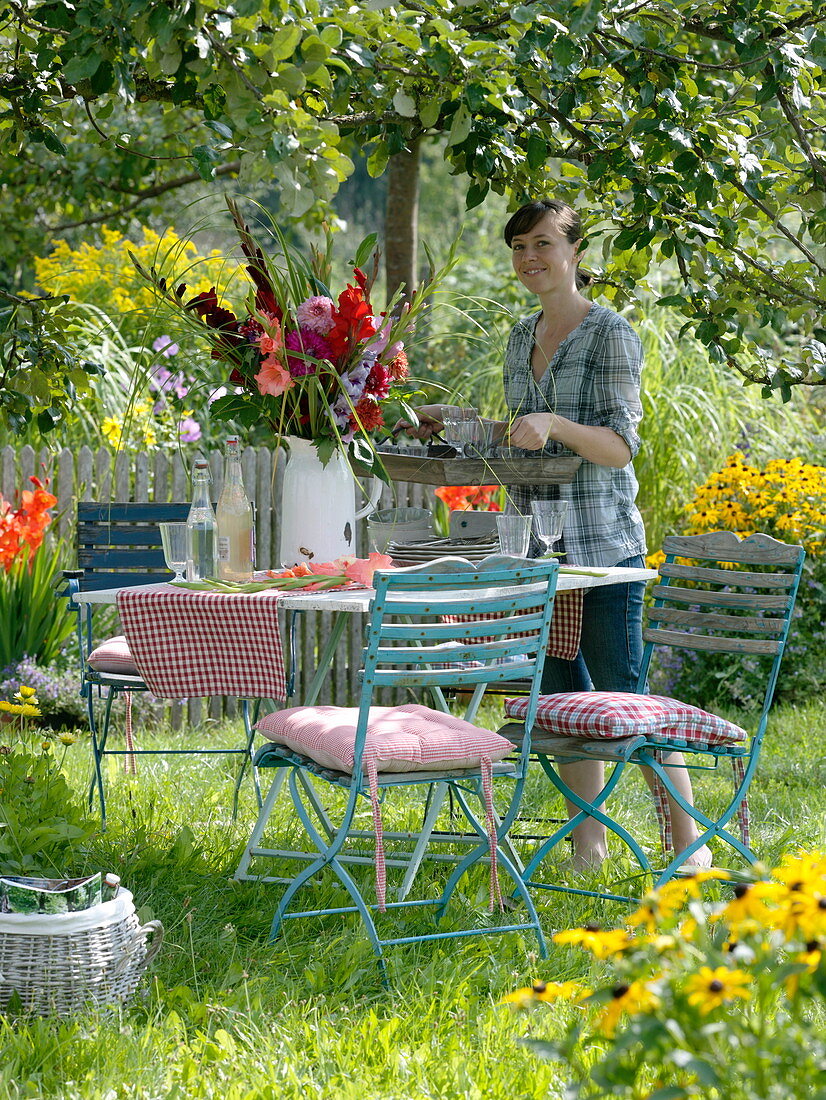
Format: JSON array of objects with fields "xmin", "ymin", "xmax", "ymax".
[
  {"xmin": 295, "ymin": 295, "xmax": 335, "ymax": 335},
  {"xmin": 284, "ymin": 326, "xmax": 332, "ymax": 377},
  {"xmin": 387, "ymin": 348, "xmax": 409, "ymax": 381}
]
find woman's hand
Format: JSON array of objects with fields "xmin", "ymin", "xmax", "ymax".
[
  {"xmin": 507, "ymin": 413, "xmax": 555, "ymax": 450},
  {"xmin": 391, "ymin": 404, "xmax": 445, "ymax": 440},
  {"xmin": 508, "ymin": 412, "xmax": 632, "ymax": 467}
]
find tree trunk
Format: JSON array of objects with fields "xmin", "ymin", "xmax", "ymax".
[{"xmin": 384, "ymin": 137, "xmax": 420, "ymax": 307}]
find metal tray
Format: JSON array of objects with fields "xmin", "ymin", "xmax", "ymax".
[{"xmin": 372, "ymin": 449, "xmax": 582, "ymax": 487}]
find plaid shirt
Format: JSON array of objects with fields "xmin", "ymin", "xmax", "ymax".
[{"xmin": 503, "ymin": 303, "xmax": 647, "ymax": 567}]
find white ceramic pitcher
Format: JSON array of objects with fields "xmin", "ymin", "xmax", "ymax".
[{"xmin": 278, "ymin": 436, "xmax": 382, "ymax": 566}]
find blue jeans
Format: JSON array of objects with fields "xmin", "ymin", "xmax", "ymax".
[{"xmin": 540, "ymin": 555, "xmax": 646, "ymax": 694}]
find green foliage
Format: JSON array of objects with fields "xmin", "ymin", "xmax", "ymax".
[
  {"xmin": 0, "ymin": 710, "xmax": 95, "ymax": 876},
  {"xmin": 1, "ymin": 3, "xmax": 825, "ymax": 390},
  {"xmin": 0, "ymin": 292, "xmax": 103, "ymax": 436},
  {"xmin": 0, "ymin": 543, "xmax": 75, "ymax": 672}
]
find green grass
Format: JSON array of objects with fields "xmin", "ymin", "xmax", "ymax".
[{"xmin": 2, "ymin": 700, "xmax": 826, "ymax": 1099}]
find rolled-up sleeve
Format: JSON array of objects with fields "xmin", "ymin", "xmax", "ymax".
[{"xmin": 591, "ymin": 320, "xmax": 643, "ymax": 457}]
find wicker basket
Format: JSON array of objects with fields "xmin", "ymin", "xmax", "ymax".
[{"xmin": 0, "ymin": 888, "xmax": 163, "ymax": 1016}]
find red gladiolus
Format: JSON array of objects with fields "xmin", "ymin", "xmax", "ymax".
[
  {"xmin": 0, "ymin": 476, "xmax": 57, "ymax": 571},
  {"xmin": 326, "ymin": 281, "xmax": 378, "ymax": 361}
]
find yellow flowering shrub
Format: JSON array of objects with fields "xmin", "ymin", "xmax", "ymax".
[
  {"xmin": 685, "ymin": 452, "xmax": 826, "ymax": 555},
  {"xmin": 504, "ymin": 853, "xmax": 826, "ymax": 1098},
  {"xmin": 33, "ymin": 226, "xmax": 242, "ymax": 346}
]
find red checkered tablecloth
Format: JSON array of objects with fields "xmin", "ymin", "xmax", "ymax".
[
  {"xmin": 442, "ymin": 588, "xmax": 584, "ymax": 661},
  {"xmin": 117, "ymin": 587, "xmax": 287, "ymax": 701}
]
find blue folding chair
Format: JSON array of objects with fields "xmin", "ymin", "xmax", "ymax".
[
  {"xmin": 499, "ymin": 531, "xmax": 805, "ymax": 902},
  {"xmin": 235, "ymin": 556, "xmax": 560, "ymax": 982},
  {"xmin": 63, "ymin": 502, "xmax": 260, "ymax": 825}
]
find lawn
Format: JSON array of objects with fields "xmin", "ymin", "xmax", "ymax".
[{"xmin": 2, "ymin": 698, "xmax": 825, "ymax": 1100}]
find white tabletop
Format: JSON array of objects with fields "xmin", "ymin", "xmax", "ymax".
[{"xmin": 72, "ymin": 565, "xmax": 657, "ymax": 610}]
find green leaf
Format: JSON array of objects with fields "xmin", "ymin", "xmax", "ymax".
[
  {"xmin": 366, "ymin": 141, "xmax": 389, "ymax": 178},
  {"xmin": 90, "ymin": 59, "xmax": 114, "ymax": 95},
  {"xmin": 61, "ymin": 51, "xmax": 102, "ymax": 84},
  {"xmin": 271, "ymin": 25, "xmax": 302, "ymax": 62},
  {"xmin": 526, "ymin": 133, "xmax": 547, "ymax": 170},
  {"xmin": 192, "ymin": 145, "xmax": 217, "ymax": 181},
  {"xmin": 354, "ymin": 234, "xmax": 379, "ymax": 269},
  {"xmin": 419, "ymin": 99, "xmax": 441, "ymax": 128},
  {"xmin": 393, "ymin": 89, "xmax": 417, "ymax": 118}
]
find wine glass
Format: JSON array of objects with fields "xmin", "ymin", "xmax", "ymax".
[
  {"xmin": 530, "ymin": 500, "xmax": 568, "ymax": 558},
  {"xmin": 159, "ymin": 522, "xmax": 188, "ymax": 582}
]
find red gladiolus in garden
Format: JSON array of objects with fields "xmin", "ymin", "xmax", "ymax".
[{"xmin": 0, "ymin": 477, "xmax": 57, "ymax": 571}]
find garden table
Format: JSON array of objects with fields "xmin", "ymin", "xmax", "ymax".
[
  {"xmin": 72, "ymin": 564, "xmax": 657, "ymax": 709},
  {"xmin": 75, "ymin": 565, "xmax": 657, "ymax": 893}
]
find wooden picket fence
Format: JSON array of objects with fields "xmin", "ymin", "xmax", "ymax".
[{"xmin": 2, "ymin": 443, "xmax": 439, "ymax": 724}]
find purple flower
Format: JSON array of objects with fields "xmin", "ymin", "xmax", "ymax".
[
  {"xmin": 152, "ymin": 335, "xmax": 179, "ymax": 357},
  {"xmin": 178, "ymin": 417, "xmax": 202, "ymax": 443},
  {"xmin": 149, "ymin": 364, "xmax": 189, "ymax": 399},
  {"xmin": 295, "ymin": 296, "xmax": 334, "ymax": 335},
  {"xmin": 284, "ymin": 326, "xmax": 332, "ymax": 377}
]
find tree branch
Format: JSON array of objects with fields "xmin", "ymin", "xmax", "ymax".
[
  {"xmin": 767, "ymin": 61, "xmax": 826, "ymax": 190},
  {"xmin": 50, "ymin": 161, "xmax": 241, "ymax": 231},
  {"xmin": 731, "ymin": 179, "xmax": 824, "ymax": 272}
]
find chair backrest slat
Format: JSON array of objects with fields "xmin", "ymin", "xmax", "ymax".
[
  {"xmin": 647, "ymin": 606, "xmax": 788, "ymax": 635},
  {"xmin": 659, "ymin": 562, "xmax": 796, "ymax": 589},
  {"xmin": 643, "ymin": 627, "xmax": 782, "ymax": 656},
  {"xmin": 650, "ymin": 584, "xmax": 791, "ymax": 612},
  {"xmin": 662, "ymin": 531, "xmax": 803, "ymax": 566}
]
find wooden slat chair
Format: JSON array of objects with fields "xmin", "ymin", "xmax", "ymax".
[
  {"xmin": 234, "ymin": 556, "xmax": 560, "ymax": 985},
  {"xmin": 499, "ymin": 532, "xmax": 806, "ymax": 902},
  {"xmin": 63, "ymin": 502, "xmax": 260, "ymax": 825}
]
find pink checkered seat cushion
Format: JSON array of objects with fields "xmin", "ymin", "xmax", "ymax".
[
  {"xmin": 87, "ymin": 635, "xmax": 140, "ymax": 676},
  {"xmin": 504, "ymin": 691, "xmax": 747, "ymax": 746},
  {"xmin": 256, "ymin": 703, "xmax": 514, "ymax": 773},
  {"xmin": 256, "ymin": 703, "xmax": 515, "ymax": 913}
]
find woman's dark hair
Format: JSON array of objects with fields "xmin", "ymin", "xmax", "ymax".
[{"xmin": 504, "ymin": 199, "xmax": 593, "ymax": 289}]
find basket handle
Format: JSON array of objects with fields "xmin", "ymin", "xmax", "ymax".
[{"xmin": 138, "ymin": 920, "xmax": 164, "ymax": 968}]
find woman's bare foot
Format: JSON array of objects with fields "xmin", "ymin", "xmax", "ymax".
[{"xmin": 680, "ymin": 843, "xmax": 713, "ymax": 869}]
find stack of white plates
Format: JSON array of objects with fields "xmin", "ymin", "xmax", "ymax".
[{"xmin": 388, "ymin": 534, "xmax": 499, "ymax": 565}]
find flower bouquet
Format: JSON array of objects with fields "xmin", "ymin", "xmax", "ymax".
[{"xmin": 132, "ymin": 198, "xmax": 456, "ymax": 476}]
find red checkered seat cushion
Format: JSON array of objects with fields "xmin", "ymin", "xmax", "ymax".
[{"xmin": 504, "ymin": 691, "xmax": 747, "ymax": 745}]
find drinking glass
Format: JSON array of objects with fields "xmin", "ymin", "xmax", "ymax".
[
  {"xmin": 496, "ymin": 513, "xmax": 533, "ymax": 557},
  {"xmin": 464, "ymin": 418, "xmax": 495, "ymax": 459},
  {"xmin": 530, "ymin": 500, "xmax": 569, "ymax": 557},
  {"xmin": 441, "ymin": 408, "xmax": 479, "ymax": 455},
  {"xmin": 159, "ymin": 522, "xmax": 188, "ymax": 582}
]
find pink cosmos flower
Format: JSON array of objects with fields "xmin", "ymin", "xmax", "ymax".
[
  {"xmin": 254, "ymin": 355, "xmax": 294, "ymax": 397},
  {"xmin": 295, "ymin": 295, "xmax": 334, "ymax": 335}
]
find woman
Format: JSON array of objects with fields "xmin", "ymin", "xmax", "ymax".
[{"xmin": 405, "ymin": 198, "xmax": 711, "ymax": 870}]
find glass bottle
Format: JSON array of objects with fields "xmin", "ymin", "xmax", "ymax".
[
  {"xmin": 186, "ymin": 458, "xmax": 218, "ymax": 581},
  {"xmin": 216, "ymin": 436, "xmax": 254, "ymax": 582}
]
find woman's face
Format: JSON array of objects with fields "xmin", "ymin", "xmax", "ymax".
[{"xmin": 509, "ymin": 211, "xmax": 581, "ymax": 296}]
